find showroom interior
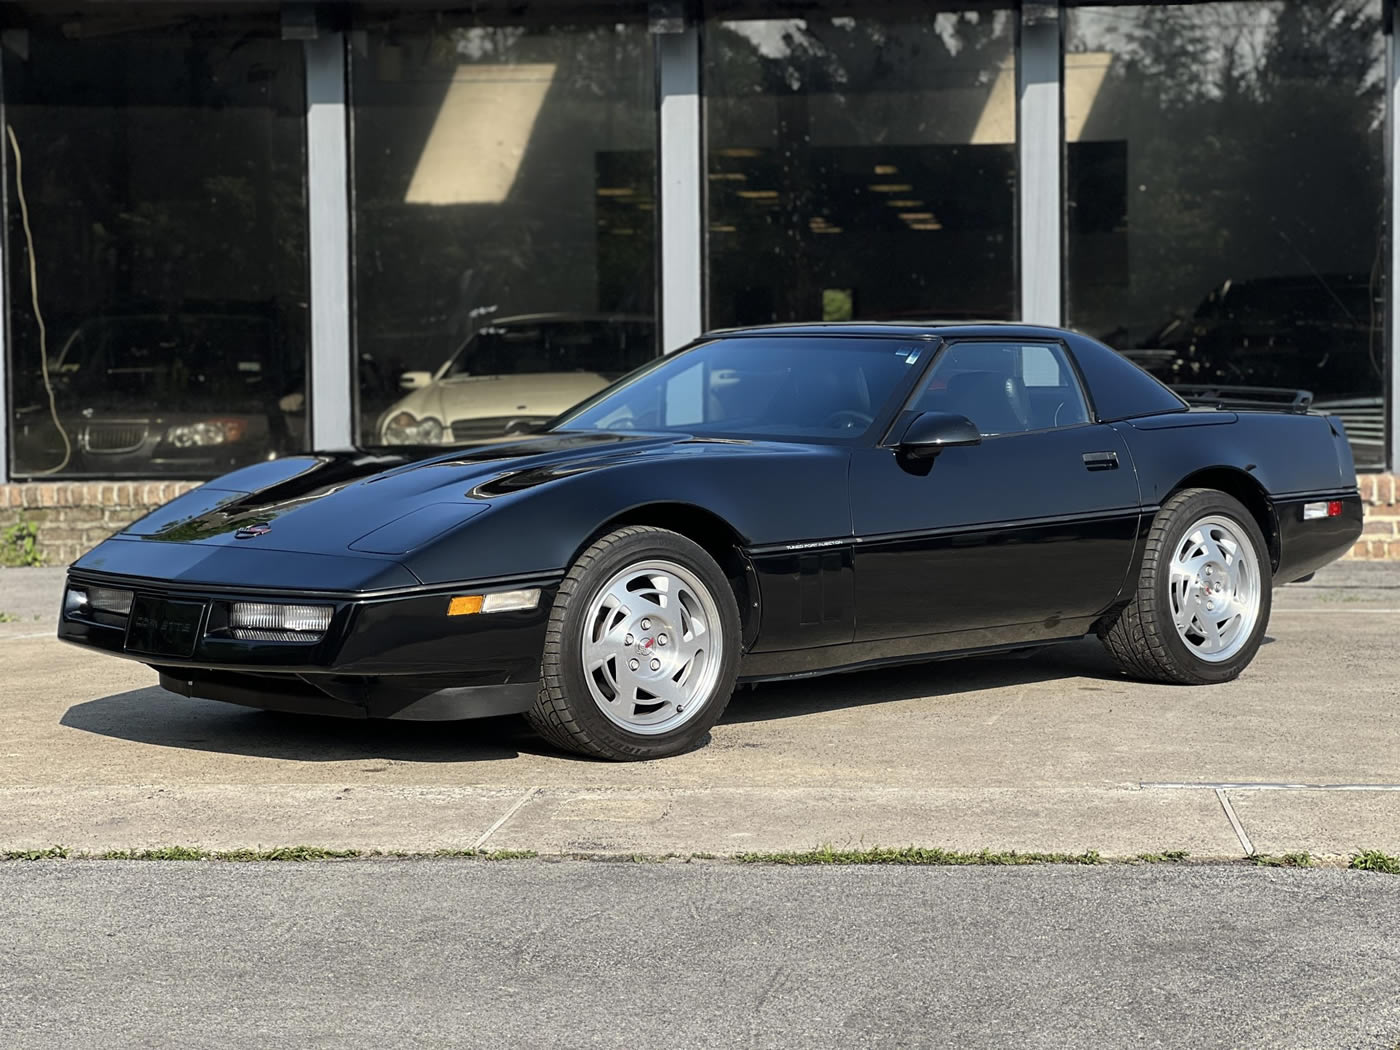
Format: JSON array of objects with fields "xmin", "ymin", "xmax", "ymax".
[{"xmin": 0, "ymin": 0, "xmax": 1397, "ymax": 560}]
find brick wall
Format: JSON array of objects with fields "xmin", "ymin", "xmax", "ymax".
[
  {"xmin": 1, "ymin": 475, "xmax": 1399, "ymax": 567},
  {"xmin": 0, "ymin": 481, "xmax": 200, "ymax": 565},
  {"xmin": 1353, "ymin": 473, "xmax": 1400, "ymax": 560}
]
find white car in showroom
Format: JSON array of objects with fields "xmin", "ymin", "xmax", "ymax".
[{"xmin": 378, "ymin": 313, "xmax": 655, "ymax": 445}]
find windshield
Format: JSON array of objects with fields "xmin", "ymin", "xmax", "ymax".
[
  {"xmin": 61, "ymin": 315, "xmax": 284, "ymax": 411},
  {"xmin": 553, "ymin": 335, "xmax": 930, "ymax": 441},
  {"xmin": 444, "ymin": 320, "xmax": 655, "ymax": 379}
]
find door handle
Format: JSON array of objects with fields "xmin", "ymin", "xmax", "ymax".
[{"xmin": 1082, "ymin": 451, "xmax": 1119, "ymax": 471}]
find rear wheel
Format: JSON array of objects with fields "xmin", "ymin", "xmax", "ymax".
[
  {"xmin": 527, "ymin": 526, "xmax": 741, "ymax": 760},
  {"xmin": 1099, "ymin": 488, "xmax": 1271, "ymax": 684}
]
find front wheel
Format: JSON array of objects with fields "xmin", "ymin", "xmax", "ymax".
[
  {"xmin": 527, "ymin": 526, "xmax": 741, "ymax": 760},
  {"xmin": 1099, "ymin": 488, "xmax": 1271, "ymax": 684}
]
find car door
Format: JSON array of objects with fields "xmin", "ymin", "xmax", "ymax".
[{"xmin": 849, "ymin": 339, "xmax": 1141, "ymax": 646}]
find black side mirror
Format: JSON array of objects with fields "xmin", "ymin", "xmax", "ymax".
[{"xmin": 897, "ymin": 411, "xmax": 981, "ymax": 460}]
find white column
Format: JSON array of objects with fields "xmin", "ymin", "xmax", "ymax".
[
  {"xmin": 0, "ymin": 43, "xmax": 9, "ymax": 481},
  {"xmin": 1018, "ymin": 3, "xmax": 1062, "ymax": 327},
  {"xmin": 657, "ymin": 21, "xmax": 704, "ymax": 352},
  {"xmin": 305, "ymin": 33, "xmax": 354, "ymax": 449},
  {"xmin": 1389, "ymin": 22, "xmax": 1399, "ymax": 471}
]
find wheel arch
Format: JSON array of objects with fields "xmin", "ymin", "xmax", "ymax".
[
  {"xmin": 573, "ymin": 503, "xmax": 761, "ymax": 648},
  {"xmin": 1166, "ymin": 467, "xmax": 1280, "ymax": 571}
]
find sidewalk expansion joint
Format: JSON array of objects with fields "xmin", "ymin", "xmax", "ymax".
[
  {"xmin": 1270, "ymin": 608, "xmax": 1400, "ymax": 613},
  {"xmin": 472, "ymin": 786, "xmax": 541, "ymax": 849},
  {"xmin": 1214, "ymin": 788, "xmax": 1255, "ymax": 857},
  {"xmin": 1142, "ymin": 782, "xmax": 1400, "ymax": 791}
]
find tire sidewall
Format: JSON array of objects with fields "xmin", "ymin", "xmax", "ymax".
[
  {"xmin": 547, "ymin": 530, "xmax": 741, "ymax": 759},
  {"xmin": 1153, "ymin": 491, "xmax": 1272, "ymax": 684}
]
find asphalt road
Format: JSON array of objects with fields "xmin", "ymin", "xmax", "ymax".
[{"xmin": 1, "ymin": 860, "xmax": 1397, "ymax": 1050}]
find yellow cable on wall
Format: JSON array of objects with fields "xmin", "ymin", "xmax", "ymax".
[{"xmin": 8, "ymin": 123, "xmax": 71, "ymax": 475}]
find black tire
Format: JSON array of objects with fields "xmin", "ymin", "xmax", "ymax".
[
  {"xmin": 1099, "ymin": 488, "xmax": 1272, "ymax": 685},
  {"xmin": 526, "ymin": 526, "xmax": 742, "ymax": 760}
]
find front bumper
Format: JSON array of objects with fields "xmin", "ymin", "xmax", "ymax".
[{"xmin": 58, "ymin": 569, "xmax": 559, "ymax": 720}]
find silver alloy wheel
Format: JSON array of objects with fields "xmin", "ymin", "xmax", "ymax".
[
  {"xmin": 580, "ymin": 558, "xmax": 725, "ymax": 735},
  {"xmin": 1167, "ymin": 514, "xmax": 1263, "ymax": 663}
]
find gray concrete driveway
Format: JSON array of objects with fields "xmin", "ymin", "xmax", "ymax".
[{"xmin": 1, "ymin": 564, "xmax": 1396, "ymax": 857}]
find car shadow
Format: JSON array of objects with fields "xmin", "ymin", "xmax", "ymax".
[
  {"xmin": 720, "ymin": 637, "xmax": 1131, "ymax": 725},
  {"xmin": 60, "ymin": 687, "xmax": 537, "ymax": 763},
  {"xmin": 61, "ymin": 635, "xmax": 1274, "ymax": 761}
]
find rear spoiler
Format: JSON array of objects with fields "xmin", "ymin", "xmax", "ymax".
[{"xmin": 1172, "ymin": 385, "xmax": 1314, "ymax": 414}]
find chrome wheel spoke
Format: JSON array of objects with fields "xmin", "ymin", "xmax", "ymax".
[
  {"xmin": 618, "ymin": 571, "xmax": 673, "ymax": 618},
  {"xmin": 670, "ymin": 631, "xmax": 702, "ymax": 668},
  {"xmin": 1225, "ymin": 559, "xmax": 1246, "ymax": 596},
  {"xmin": 601, "ymin": 581, "xmax": 638, "ymax": 618},
  {"xmin": 584, "ymin": 635, "xmax": 620, "ymax": 673},
  {"xmin": 1220, "ymin": 610, "xmax": 1242, "ymax": 645},
  {"xmin": 1203, "ymin": 535, "xmax": 1231, "ymax": 568},
  {"xmin": 1174, "ymin": 550, "xmax": 1210, "ymax": 579},
  {"xmin": 1172, "ymin": 592, "xmax": 1197, "ymax": 634},
  {"xmin": 1200, "ymin": 614, "xmax": 1224, "ymax": 650},
  {"xmin": 607, "ymin": 664, "xmax": 645, "ymax": 713},
  {"xmin": 641, "ymin": 673, "xmax": 687, "ymax": 710},
  {"xmin": 585, "ymin": 598, "xmax": 630, "ymax": 671}
]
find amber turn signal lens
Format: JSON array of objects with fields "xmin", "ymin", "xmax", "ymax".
[{"xmin": 447, "ymin": 595, "xmax": 484, "ymax": 616}]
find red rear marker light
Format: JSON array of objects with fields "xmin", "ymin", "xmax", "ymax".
[
  {"xmin": 1303, "ymin": 500, "xmax": 1346, "ymax": 521},
  {"xmin": 1302, "ymin": 500, "xmax": 1345, "ymax": 520}
]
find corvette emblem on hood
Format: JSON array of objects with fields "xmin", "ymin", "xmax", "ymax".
[{"xmin": 235, "ymin": 523, "xmax": 273, "ymax": 540}]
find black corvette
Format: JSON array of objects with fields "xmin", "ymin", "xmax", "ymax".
[{"xmin": 59, "ymin": 323, "xmax": 1364, "ymax": 760}]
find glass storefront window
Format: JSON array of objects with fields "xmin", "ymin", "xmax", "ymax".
[
  {"xmin": 4, "ymin": 11, "xmax": 309, "ymax": 479},
  {"xmin": 705, "ymin": 3, "xmax": 1017, "ymax": 329},
  {"xmin": 1066, "ymin": 1, "xmax": 1388, "ymax": 467},
  {"xmin": 351, "ymin": 10, "xmax": 657, "ymax": 446}
]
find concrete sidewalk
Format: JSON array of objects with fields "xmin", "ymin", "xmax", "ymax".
[{"xmin": 1, "ymin": 563, "xmax": 1397, "ymax": 858}]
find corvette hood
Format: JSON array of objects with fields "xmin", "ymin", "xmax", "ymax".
[{"xmin": 108, "ymin": 432, "xmax": 693, "ymax": 558}]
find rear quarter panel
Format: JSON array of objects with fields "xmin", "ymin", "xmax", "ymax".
[
  {"xmin": 1114, "ymin": 411, "xmax": 1354, "ymax": 505},
  {"xmin": 1113, "ymin": 410, "xmax": 1361, "ymax": 582}
]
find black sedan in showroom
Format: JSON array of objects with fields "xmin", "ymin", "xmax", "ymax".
[
  {"xmin": 11, "ymin": 307, "xmax": 304, "ymax": 477},
  {"xmin": 59, "ymin": 323, "xmax": 1364, "ymax": 760}
]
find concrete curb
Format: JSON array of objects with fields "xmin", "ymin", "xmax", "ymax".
[{"xmin": 2, "ymin": 783, "xmax": 1396, "ymax": 858}]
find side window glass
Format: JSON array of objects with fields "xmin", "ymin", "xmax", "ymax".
[
  {"xmin": 663, "ymin": 360, "xmax": 706, "ymax": 426},
  {"xmin": 911, "ymin": 341, "xmax": 1090, "ymax": 437}
]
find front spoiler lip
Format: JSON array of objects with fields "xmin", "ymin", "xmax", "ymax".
[{"xmin": 157, "ymin": 670, "xmax": 539, "ymax": 721}]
